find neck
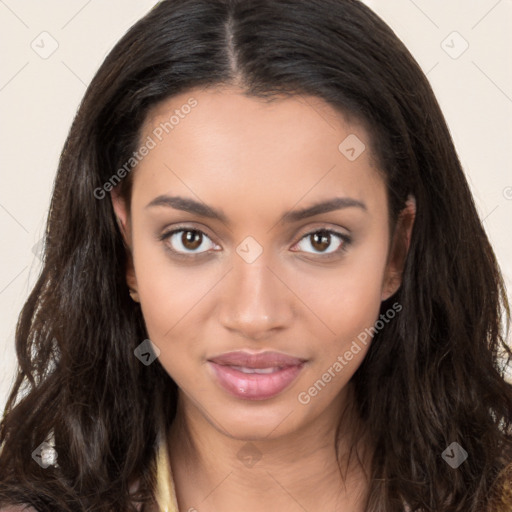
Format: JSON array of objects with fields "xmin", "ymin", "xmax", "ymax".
[{"xmin": 167, "ymin": 383, "xmax": 372, "ymax": 512}]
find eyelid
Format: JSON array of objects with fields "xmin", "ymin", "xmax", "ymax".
[{"xmin": 295, "ymin": 224, "xmax": 350, "ymax": 239}]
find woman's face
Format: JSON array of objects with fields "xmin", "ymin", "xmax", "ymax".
[{"xmin": 113, "ymin": 85, "xmax": 409, "ymax": 440}]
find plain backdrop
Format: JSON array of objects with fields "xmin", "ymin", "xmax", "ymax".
[{"xmin": 1, "ymin": 0, "xmax": 511, "ymax": 413}]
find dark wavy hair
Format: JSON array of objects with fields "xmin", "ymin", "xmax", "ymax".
[{"xmin": 1, "ymin": 0, "xmax": 511, "ymax": 510}]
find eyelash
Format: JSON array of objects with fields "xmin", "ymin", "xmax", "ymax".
[{"xmin": 158, "ymin": 225, "xmax": 352, "ymax": 260}]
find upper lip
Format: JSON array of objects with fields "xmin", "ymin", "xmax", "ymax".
[{"xmin": 208, "ymin": 350, "xmax": 307, "ymax": 369}]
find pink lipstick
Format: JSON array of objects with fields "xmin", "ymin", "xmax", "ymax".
[{"xmin": 207, "ymin": 350, "xmax": 306, "ymax": 400}]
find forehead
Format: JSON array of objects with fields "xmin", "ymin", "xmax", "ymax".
[
  {"xmin": 133, "ymin": 85, "xmax": 385, "ymax": 219},
  {"xmin": 141, "ymin": 85, "xmax": 370, "ymax": 160}
]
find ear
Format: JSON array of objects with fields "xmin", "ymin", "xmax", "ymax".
[
  {"xmin": 111, "ymin": 186, "xmax": 131, "ymax": 247},
  {"xmin": 111, "ymin": 186, "xmax": 139, "ymax": 298},
  {"xmin": 381, "ymin": 195, "xmax": 416, "ymax": 301}
]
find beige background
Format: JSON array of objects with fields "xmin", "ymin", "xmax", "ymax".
[{"xmin": 1, "ymin": 0, "xmax": 511, "ymax": 412}]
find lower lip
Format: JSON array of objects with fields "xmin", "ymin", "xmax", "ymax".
[{"xmin": 208, "ymin": 362, "xmax": 305, "ymax": 400}]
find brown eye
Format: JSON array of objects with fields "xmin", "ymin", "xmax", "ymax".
[
  {"xmin": 161, "ymin": 228, "xmax": 218, "ymax": 256},
  {"xmin": 181, "ymin": 230, "xmax": 202, "ymax": 250},
  {"xmin": 293, "ymin": 229, "xmax": 351, "ymax": 256},
  {"xmin": 310, "ymin": 231, "xmax": 331, "ymax": 252}
]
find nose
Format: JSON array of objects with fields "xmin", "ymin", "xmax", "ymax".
[{"xmin": 217, "ymin": 254, "xmax": 294, "ymax": 341}]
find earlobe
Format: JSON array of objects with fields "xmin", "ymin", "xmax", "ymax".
[
  {"xmin": 126, "ymin": 260, "xmax": 139, "ymax": 302},
  {"xmin": 128, "ymin": 286, "xmax": 140, "ymax": 303},
  {"xmin": 381, "ymin": 195, "xmax": 416, "ymax": 301}
]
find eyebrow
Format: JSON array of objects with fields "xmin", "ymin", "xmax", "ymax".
[{"xmin": 145, "ymin": 195, "xmax": 367, "ymax": 224}]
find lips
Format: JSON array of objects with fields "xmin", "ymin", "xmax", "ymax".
[
  {"xmin": 208, "ymin": 350, "xmax": 306, "ymax": 369},
  {"xmin": 207, "ymin": 350, "xmax": 307, "ymax": 400}
]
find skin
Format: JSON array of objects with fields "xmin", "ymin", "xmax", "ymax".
[{"xmin": 112, "ymin": 85, "xmax": 415, "ymax": 512}]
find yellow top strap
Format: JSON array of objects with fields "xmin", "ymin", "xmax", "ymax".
[{"xmin": 154, "ymin": 430, "xmax": 180, "ymax": 512}]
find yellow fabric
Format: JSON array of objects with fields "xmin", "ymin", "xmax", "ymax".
[{"xmin": 154, "ymin": 431, "xmax": 180, "ymax": 512}]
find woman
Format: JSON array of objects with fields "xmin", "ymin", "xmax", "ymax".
[{"xmin": 0, "ymin": 0, "xmax": 511, "ymax": 510}]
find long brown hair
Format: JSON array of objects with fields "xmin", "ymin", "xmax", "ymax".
[{"xmin": 1, "ymin": 1, "xmax": 511, "ymax": 510}]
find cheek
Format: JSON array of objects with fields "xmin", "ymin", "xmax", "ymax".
[
  {"xmin": 131, "ymin": 229, "xmax": 215, "ymax": 337},
  {"xmin": 293, "ymin": 238, "xmax": 390, "ymax": 348},
  {"xmin": 138, "ymin": 265, "xmax": 213, "ymax": 338},
  {"xmin": 133, "ymin": 245, "xmax": 177, "ymax": 338},
  {"xmin": 134, "ymin": 255, "xmax": 202, "ymax": 385},
  {"xmin": 293, "ymin": 243, "xmax": 390, "ymax": 408},
  {"xmin": 131, "ymin": 234, "xmax": 226, "ymax": 387}
]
